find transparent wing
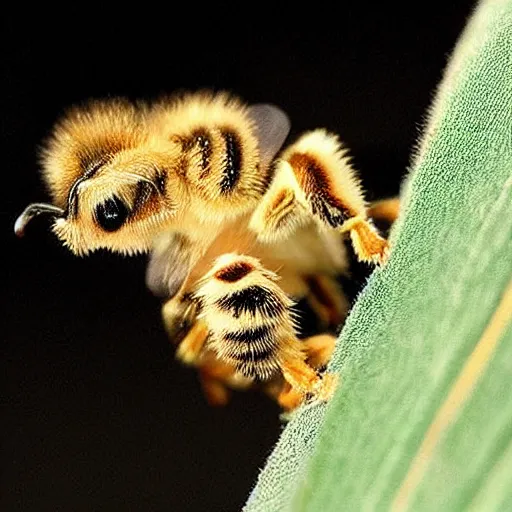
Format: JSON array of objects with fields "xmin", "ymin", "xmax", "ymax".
[
  {"xmin": 145, "ymin": 232, "xmax": 192, "ymax": 298},
  {"xmin": 248, "ymin": 103, "xmax": 291, "ymax": 169}
]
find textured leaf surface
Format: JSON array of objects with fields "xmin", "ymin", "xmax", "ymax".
[{"xmin": 244, "ymin": 0, "xmax": 512, "ymax": 510}]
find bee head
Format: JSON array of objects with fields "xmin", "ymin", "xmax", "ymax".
[
  {"xmin": 15, "ymin": 98, "xmax": 186, "ymax": 255},
  {"xmin": 14, "ymin": 92, "xmax": 292, "ymax": 256}
]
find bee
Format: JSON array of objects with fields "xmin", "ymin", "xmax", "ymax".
[{"xmin": 14, "ymin": 91, "xmax": 398, "ymax": 412}]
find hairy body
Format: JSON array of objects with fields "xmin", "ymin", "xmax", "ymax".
[{"xmin": 15, "ymin": 91, "xmax": 398, "ymax": 411}]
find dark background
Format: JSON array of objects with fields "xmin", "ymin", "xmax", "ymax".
[{"xmin": 2, "ymin": 4, "xmax": 475, "ymax": 511}]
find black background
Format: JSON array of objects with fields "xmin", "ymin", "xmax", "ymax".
[{"xmin": 2, "ymin": 4, "xmax": 475, "ymax": 511}]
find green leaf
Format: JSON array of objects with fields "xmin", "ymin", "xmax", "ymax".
[{"xmin": 244, "ymin": 0, "xmax": 512, "ymax": 510}]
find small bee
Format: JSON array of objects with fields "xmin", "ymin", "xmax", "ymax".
[{"xmin": 15, "ymin": 91, "xmax": 398, "ymax": 411}]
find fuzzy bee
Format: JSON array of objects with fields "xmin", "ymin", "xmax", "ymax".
[{"xmin": 14, "ymin": 91, "xmax": 398, "ymax": 411}]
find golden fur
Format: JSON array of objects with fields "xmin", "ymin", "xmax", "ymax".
[{"xmin": 15, "ymin": 90, "xmax": 398, "ymax": 411}]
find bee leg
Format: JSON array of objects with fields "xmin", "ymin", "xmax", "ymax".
[
  {"xmin": 368, "ymin": 197, "xmax": 400, "ymax": 225},
  {"xmin": 339, "ymin": 217, "xmax": 389, "ymax": 265},
  {"xmin": 161, "ymin": 294, "xmax": 197, "ymax": 347},
  {"xmin": 175, "ymin": 320, "xmax": 209, "ymax": 365},
  {"xmin": 198, "ymin": 356, "xmax": 253, "ymax": 407},
  {"xmin": 195, "ymin": 253, "xmax": 338, "ymax": 410},
  {"xmin": 250, "ymin": 130, "xmax": 390, "ymax": 265},
  {"xmin": 274, "ymin": 360, "xmax": 320, "ymax": 412},
  {"xmin": 199, "ymin": 375, "xmax": 231, "ymax": 406},
  {"xmin": 305, "ymin": 274, "xmax": 349, "ymax": 330},
  {"xmin": 302, "ymin": 333, "xmax": 337, "ymax": 369},
  {"xmin": 280, "ymin": 356, "xmax": 337, "ymax": 399},
  {"xmin": 269, "ymin": 333, "xmax": 337, "ymax": 411},
  {"xmin": 258, "ymin": 352, "xmax": 332, "ymax": 412},
  {"xmin": 161, "ymin": 294, "xmax": 208, "ymax": 365},
  {"xmin": 198, "ymin": 362, "xmax": 233, "ymax": 407},
  {"xmin": 278, "ymin": 360, "xmax": 339, "ymax": 411},
  {"xmin": 276, "ymin": 382, "xmax": 304, "ymax": 411}
]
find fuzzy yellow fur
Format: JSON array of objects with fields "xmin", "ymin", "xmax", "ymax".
[
  {"xmin": 280, "ymin": 129, "xmax": 367, "ymax": 216},
  {"xmin": 250, "ymin": 128, "xmax": 389, "ymax": 264},
  {"xmin": 18, "ymin": 90, "xmax": 396, "ymax": 410},
  {"xmin": 43, "ymin": 92, "xmax": 267, "ymax": 256},
  {"xmin": 194, "ymin": 254, "xmax": 302, "ymax": 377},
  {"xmin": 194, "ymin": 254, "xmax": 337, "ymax": 402}
]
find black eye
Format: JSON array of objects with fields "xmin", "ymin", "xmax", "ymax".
[{"xmin": 94, "ymin": 196, "xmax": 128, "ymax": 232}]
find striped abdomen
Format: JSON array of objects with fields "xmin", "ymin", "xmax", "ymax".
[{"xmin": 194, "ymin": 255, "xmax": 302, "ymax": 380}]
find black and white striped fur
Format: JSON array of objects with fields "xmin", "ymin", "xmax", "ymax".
[{"xmin": 194, "ymin": 254, "xmax": 304, "ymax": 380}]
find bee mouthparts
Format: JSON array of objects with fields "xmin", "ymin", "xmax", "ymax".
[{"xmin": 14, "ymin": 203, "xmax": 65, "ymax": 237}]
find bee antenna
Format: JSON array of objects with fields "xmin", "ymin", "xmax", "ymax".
[{"xmin": 14, "ymin": 203, "xmax": 65, "ymax": 237}]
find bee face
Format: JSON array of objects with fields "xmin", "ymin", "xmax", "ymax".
[
  {"xmin": 50, "ymin": 149, "xmax": 184, "ymax": 255},
  {"xmin": 20, "ymin": 99, "xmax": 188, "ymax": 255}
]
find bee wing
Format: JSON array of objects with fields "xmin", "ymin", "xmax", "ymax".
[
  {"xmin": 248, "ymin": 104, "xmax": 291, "ymax": 169},
  {"xmin": 145, "ymin": 232, "xmax": 192, "ymax": 298}
]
